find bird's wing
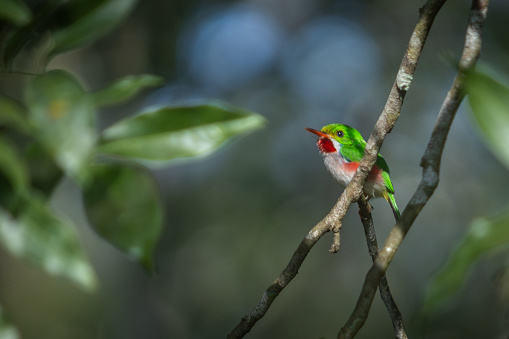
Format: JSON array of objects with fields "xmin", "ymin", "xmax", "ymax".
[
  {"xmin": 382, "ymin": 170, "xmax": 395, "ymax": 194},
  {"xmin": 377, "ymin": 155, "xmax": 395, "ymax": 194}
]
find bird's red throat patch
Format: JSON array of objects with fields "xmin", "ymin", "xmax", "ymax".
[{"xmin": 317, "ymin": 137, "xmax": 336, "ymax": 153}]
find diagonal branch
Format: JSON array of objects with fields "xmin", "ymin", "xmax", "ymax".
[
  {"xmin": 227, "ymin": 1, "xmax": 446, "ymax": 338},
  {"xmin": 357, "ymin": 198, "xmax": 407, "ymax": 339},
  {"xmin": 338, "ymin": 1, "xmax": 490, "ymax": 338},
  {"xmin": 227, "ymin": 213, "xmax": 333, "ymax": 339},
  {"xmin": 227, "ymin": 0, "xmax": 449, "ymax": 337},
  {"xmin": 329, "ymin": 0, "xmax": 447, "ymax": 253}
]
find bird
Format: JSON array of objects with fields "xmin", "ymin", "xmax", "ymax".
[{"xmin": 306, "ymin": 124, "xmax": 400, "ymax": 221}]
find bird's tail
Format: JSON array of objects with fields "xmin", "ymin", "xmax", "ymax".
[{"xmin": 385, "ymin": 192, "xmax": 401, "ymax": 222}]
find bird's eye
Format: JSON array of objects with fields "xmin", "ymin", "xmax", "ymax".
[{"xmin": 337, "ymin": 130, "xmax": 344, "ymax": 138}]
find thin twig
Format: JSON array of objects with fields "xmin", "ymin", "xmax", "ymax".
[
  {"xmin": 357, "ymin": 198, "xmax": 407, "ymax": 339},
  {"xmin": 338, "ymin": 1, "xmax": 489, "ymax": 338},
  {"xmin": 227, "ymin": 0, "xmax": 446, "ymax": 337}
]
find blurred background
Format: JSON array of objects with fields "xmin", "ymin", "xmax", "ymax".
[{"xmin": 1, "ymin": 0, "xmax": 509, "ymax": 338}]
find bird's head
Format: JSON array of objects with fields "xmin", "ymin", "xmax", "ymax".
[{"xmin": 305, "ymin": 124, "xmax": 364, "ymax": 154}]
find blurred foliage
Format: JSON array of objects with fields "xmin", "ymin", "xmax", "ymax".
[
  {"xmin": 89, "ymin": 74, "xmax": 164, "ymax": 107},
  {"xmin": 83, "ymin": 163, "xmax": 163, "ymax": 272},
  {"xmin": 0, "ymin": 0, "xmax": 31, "ymax": 27},
  {"xmin": 466, "ymin": 69, "xmax": 509, "ymax": 170},
  {"xmin": 99, "ymin": 102, "xmax": 266, "ymax": 161},
  {"xmin": 50, "ymin": 0, "xmax": 138, "ymax": 56},
  {"xmin": 0, "ymin": 0, "xmax": 265, "ymax": 335},
  {"xmin": 0, "ymin": 193, "xmax": 97, "ymax": 291},
  {"xmin": 26, "ymin": 70, "xmax": 95, "ymax": 181},
  {"xmin": 422, "ymin": 207, "xmax": 509, "ymax": 315},
  {"xmin": 422, "ymin": 69, "xmax": 509, "ymax": 315},
  {"xmin": 0, "ymin": 305, "xmax": 19, "ymax": 339}
]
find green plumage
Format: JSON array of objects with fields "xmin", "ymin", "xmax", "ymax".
[
  {"xmin": 386, "ymin": 190, "xmax": 401, "ymax": 221},
  {"xmin": 322, "ymin": 124, "xmax": 365, "ymax": 162},
  {"xmin": 311, "ymin": 123, "xmax": 401, "ymax": 222}
]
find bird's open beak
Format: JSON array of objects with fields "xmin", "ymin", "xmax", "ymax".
[{"xmin": 305, "ymin": 127, "xmax": 329, "ymax": 138}]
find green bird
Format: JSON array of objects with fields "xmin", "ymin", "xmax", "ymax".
[{"xmin": 306, "ymin": 124, "xmax": 400, "ymax": 221}]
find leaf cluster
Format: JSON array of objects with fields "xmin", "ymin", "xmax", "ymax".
[{"xmin": 0, "ymin": 0, "xmax": 265, "ymax": 319}]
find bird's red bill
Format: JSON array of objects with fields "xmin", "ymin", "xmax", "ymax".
[{"xmin": 305, "ymin": 127, "xmax": 328, "ymax": 138}]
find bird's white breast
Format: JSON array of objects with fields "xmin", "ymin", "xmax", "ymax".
[
  {"xmin": 320, "ymin": 139, "xmax": 353, "ymax": 188},
  {"xmin": 320, "ymin": 139, "xmax": 386, "ymax": 198}
]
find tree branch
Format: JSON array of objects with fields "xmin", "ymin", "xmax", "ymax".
[
  {"xmin": 227, "ymin": 210, "xmax": 340, "ymax": 338},
  {"xmin": 227, "ymin": 0, "xmax": 448, "ymax": 337},
  {"xmin": 329, "ymin": 0, "xmax": 448, "ymax": 253},
  {"xmin": 338, "ymin": 1, "xmax": 489, "ymax": 338},
  {"xmin": 357, "ymin": 198, "xmax": 407, "ymax": 339}
]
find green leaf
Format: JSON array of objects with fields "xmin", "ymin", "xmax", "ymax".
[
  {"xmin": 0, "ymin": 305, "xmax": 19, "ymax": 339},
  {"xmin": 2, "ymin": 1, "xmax": 61, "ymax": 68},
  {"xmin": 0, "ymin": 136, "xmax": 29, "ymax": 213},
  {"xmin": 466, "ymin": 70, "xmax": 509, "ymax": 170},
  {"xmin": 0, "ymin": 95, "xmax": 29, "ymax": 134},
  {"xmin": 24, "ymin": 142, "xmax": 63, "ymax": 198},
  {"xmin": 0, "ymin": 0, "xmax": 31, "ymax": 26},
  {"xmin": 422, "ymin": 207, "xmax": 509, "ymax": 315},
  {"xmin": 98, "ymin": 101, "xmax": 266, "ymax": 162},
  {"xmin": 0, "ymin": 136, "xmax": 29, "ymax": 197},
  {"xmin": 89, "ymin": 74, "xmax": 164, "ymax": 107},
  {"xmin": 51, "ymin": 0, "xmax": 137, "ymax": 55},
  {"xmin": 26, "ymin": 70, "xmax": 95, "ymax": 181},
  {"xmin": 83, "ymin": 163, "xmax": 162, "ymax": 271},
  {"xmin": 0, "ymin": 196, "xmax": 97, "ymax": 292}
]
